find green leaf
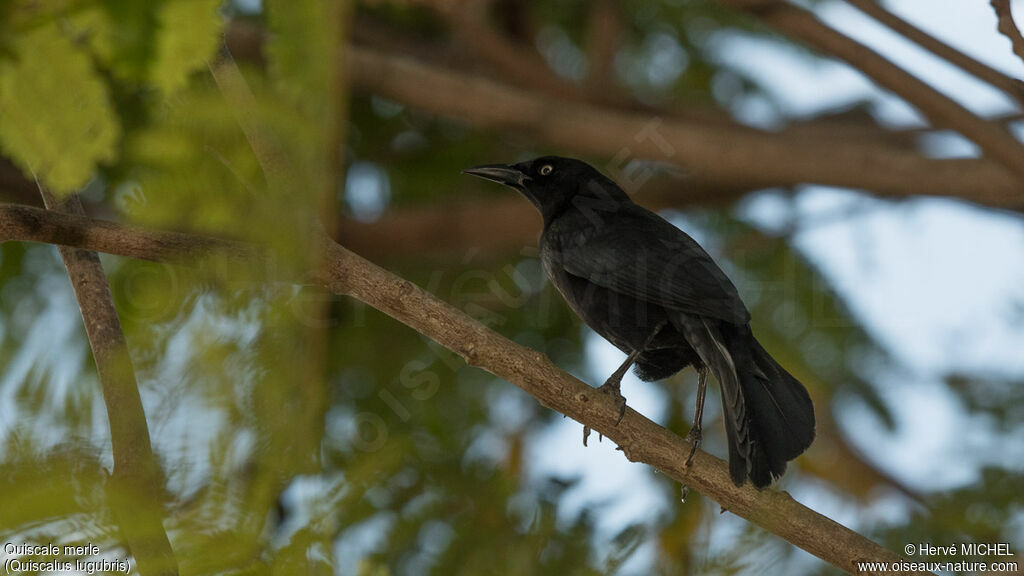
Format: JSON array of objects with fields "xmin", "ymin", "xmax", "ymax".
[
  {"xmin": 151, "ymin": 0, "xmax": 224, "ymax": 94},
  {"xmin": 0, "ymin": 23, "xmax": 120, "ymax": 194}
]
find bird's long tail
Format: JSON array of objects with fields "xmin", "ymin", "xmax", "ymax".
[{"xmin": 677, "ymin": 316, "xmax": 815, "ymax": 487}]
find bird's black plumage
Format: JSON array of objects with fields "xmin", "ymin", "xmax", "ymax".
[{"xmin": 463, "ymin": 156, "xmax": 815, "ymax": 487}]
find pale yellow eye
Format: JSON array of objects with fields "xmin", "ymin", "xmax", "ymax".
[{"xmin": 539, "ymin": 165, "xmax": 553, "ymax": 176}]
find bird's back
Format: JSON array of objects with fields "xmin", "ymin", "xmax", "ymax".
[{"xmin": 540, "ymin": 200, "xmax": 750, "ymax": 327}]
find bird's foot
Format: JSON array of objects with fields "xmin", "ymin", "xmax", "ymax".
[
  {"xmin": 684, "ymin": 427, "xmax": 702, "ymax": 467},
  {"xmin": 581, "ymin": 425, "xmax": 605, "ymax": 446},
  {"xmin": 582, "ymin": 379, "xmax": 627, "ymax": 446},
  {"xmin": 597, "ymin": 380, "xmax": 628, "ymax": 425}
]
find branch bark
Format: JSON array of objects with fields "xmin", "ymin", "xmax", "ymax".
[
  {"xmin": 348, "ymin": 47, "xmax": 1024, "ymax": 211},
  {"xmin": 0, "ymin": 201, "xmax": 930, "ymax": 575},
  {"xmin": 718, "ymin": 0, "xmax": 1024, "ymax": 184},
  {"xmin": 33, "ymin": 191, "xmax": 178, "ymax": 576}
]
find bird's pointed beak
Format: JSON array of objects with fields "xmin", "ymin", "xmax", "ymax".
[{"xmin": 461, "ymin": 164, "xmax": 530, "ymax": 189}]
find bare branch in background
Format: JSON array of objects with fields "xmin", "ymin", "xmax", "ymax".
[
  {"xmin": 337, "ymin": 178, "xmax": 751, "ymax": 261},
  {"xmin": 444, "ymin": 1, "xmax": 589, "ymax": 101},
  {"xmin": 991, "ymin": 0, "xmax": 1024, "ymax": 68},
  {"xmin": 718, "ymin": 0, "xmax": 1024, "ymax": 185},
  {"xmin": 847, "ymin": 0, "xmax": 1024, "ymax": 105},
  {"xmin": 33, "ymin": 190, "xmax": 178, "ymax": 576},
  {"xmin": 585, "ymin": 0, "xmax": 623, "ymax": 100},
  {"xmin": 349, "ymin": 47, "xmax": 1023, "ymax": 209},
  {"xmin": 220, "ymin": 20, "xmax": 1024, "ymax": 210},
  {"xmin": 0, "ymin": 202, "xmax": 930, "ymax": 575}
]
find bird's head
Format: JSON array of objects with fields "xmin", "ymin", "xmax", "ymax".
[{"xmin": 462, "ymin": 156, "xmax": 627, "ymax": 222}]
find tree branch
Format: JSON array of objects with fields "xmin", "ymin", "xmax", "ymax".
[
  {"xmin": 336, "ymin": 178, "xmax": 750, "ymax": 261},
  {"xmin": 585, "ymin": 0, "xmax": 623, "ymax": 99},
  {"xmin": 33, "ymin": 191, "xmax": 178, "ymax": 576},
  {"xmin": 846, "ymin": 0, "xmax": 1024, "ymax": 105},
  {"xmin": 348, "ymin": 47, "xmax": 1024, "ymax": 211},
  {"xmin": 0, "ymin": 202, "xmax": 930, "ymax": 575},
  {"xmin": 443, "ymin": 2, "xmax": 589, "ymax": 101},
  {"xmin": 217, "ymin": 19, "xmax": 1021, "ymax": 212},
  {"xmin": 217, "ymin": 19, "xmax": 1024, "ymax": 212},
  {"xmin": 719, "ymin": 0, "xmax": 1024, "ymax": 184},
  {"xmin": 208, "ymin": 49, "xmax": 290, "ymax": 191}
]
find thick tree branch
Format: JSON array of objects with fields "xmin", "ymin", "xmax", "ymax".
[
  {"xmin": 847, "ymin": 0, "xmax": 1024, "ymax": 104},
  {"xmin": 0, "ymin": 202, "xmax": 929, "ymax": 575},
  {"xmin": 348, "ymin": 47, "xmax": 1024, "ymax": 211},
  {"xmin": 34, "ymin": 191, "xmax": 178, "ymax": 576},
  {"xmin": 719, "ymin": 0, "xmax": 1024, "ymax": 184}
]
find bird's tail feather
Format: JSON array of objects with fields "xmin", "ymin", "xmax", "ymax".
[{"xmin": 676, "ymin": 316, "xmax": 815, "ymax": 487}]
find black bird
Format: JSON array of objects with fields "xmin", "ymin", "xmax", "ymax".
[{"xmin": 463, "ymin": 156, "xmax": 815, "ymax": 488}]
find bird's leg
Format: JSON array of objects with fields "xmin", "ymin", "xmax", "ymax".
[
  {"xmin": 595, "ymin": 349, "xmax": 640, "ymax": 423},
  {"xmin": 583, "ymin": 348, "xmax": 640, "ymax": 444},
  {"xmin": 598, "ymin": 322, "xmax": 666, "ymax": 422},
  {"xmin": 583, "ymin": 323, "xmax": 666, "ymax": 446},
  {"xmin": 685, "ymin": 366, "xmax": 709, "ymax": 466},
  {"xmin": 680, "ymin": 366, "xmax": 709, "ymax": 504}
]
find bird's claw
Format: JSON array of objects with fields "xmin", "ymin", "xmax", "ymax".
[
  {"xmin": 597, "ymin": 381, "xmax": 627, "ymax": 425},
  {"xmin": 582, "ymin": 424, "xmax": 605, "ymax": 446},
  {"xmin": 684, "ymin": 427, "xmax": 702, "ymax": 467},
  {"xmin": 680, "ymin": 429, "xmax": 702, "ymax": 504}
]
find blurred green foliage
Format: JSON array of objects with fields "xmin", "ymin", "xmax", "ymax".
[{"xmin": 0, "ymin": 0, "xmax": 1021, "ymax": 575}]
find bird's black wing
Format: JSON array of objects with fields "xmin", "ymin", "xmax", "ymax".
[{"xmin": 547, "ymin": 204, "xmax": 750, "ymax": 325}]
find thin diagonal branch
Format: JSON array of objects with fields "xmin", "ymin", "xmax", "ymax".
[
  {"xmin": 208, "ymin": 49, "xmax": 290, "ymax": 191},
  {"xmin": 718, "ymin": 0, "xmax": 1024, "ymax": 184},
  {"xmin": 0, "ymin": 202, "xmax": 930, "ymax": 575},
  {"xmin": 35, "ymin": 190, "xmax": 178, "ymax": 576},
  {"xmin": 847, "ymin": 0, "xmax": 1024, "ymax": 104}
]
